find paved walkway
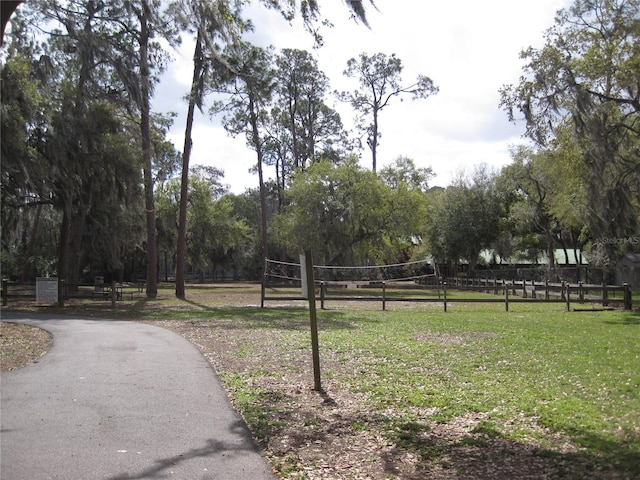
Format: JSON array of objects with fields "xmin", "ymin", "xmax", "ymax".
[{"xmin": 1, "ymin": 312, "xmax": 276, "ymax": 480}]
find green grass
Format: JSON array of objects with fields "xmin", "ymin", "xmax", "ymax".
[
  {"xmin": 219, "ymin": 370, "xmax": 290, "ymax": 441},
  {"xmin": 313, "ymin": 305, "xmax": 640, "ymax": 472},
  {"xmin": 207, "ymin": 301, "xmax": 639, "ymax": 476}
]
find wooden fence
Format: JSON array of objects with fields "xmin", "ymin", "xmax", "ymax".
[
  {"xmin": 440, "ymin": 278, "xmax": 633, "ymax": 312},
  {"xmin": 3, "ymin": 278, "xmax": 634, "ymax": 312},
  {"xmin": 262, "ymin": 278, "xmax": 635, "ymax": 312},
  {"xmin": 1, "ymin": 280, "xmax": 144, "ymax": 308}
]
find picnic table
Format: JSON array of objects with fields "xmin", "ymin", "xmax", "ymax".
[{"xmin": 92, "ymin": 278, "xmax": 123, "ymax": 300}]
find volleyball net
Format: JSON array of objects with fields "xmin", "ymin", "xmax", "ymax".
[{"xmin": 264, "ymin": 258, "xmax": 438, "ymax": 286}]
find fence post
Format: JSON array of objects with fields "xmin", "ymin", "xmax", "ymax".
[
  {"xmin": 260, "ymin": 257, "xmax": 267, "ymax": 309},
  {"xmin": 623, "ymin": 283, "xmax": 632, "ymax": 311},
  {"xmin": 443, "ymin": 281, "xmax": 447, "ymax": 313},
  {"xmin": 58, "ymin": 279, "xmax": 65, "ymax": 308},
  {"xmin": 320, "ymin": 282, "xmax": 325, "ymax": 310},
  {"xmin": 522, "ymin": 280, "xmax": 527, "ymax": 298},
  {"xmin": 544, "ymin": 279, "xmax": 549, "ymax": 300},
  {"xmin": 304, "ymin": 250, "xmax": 322, "ymax": 392},
  {"xmin": 565, "ymin": 282, "xmax": 571, "ymax": 311},
  {"xmin": 504, "ymin": 283, "xmax": 509, "ymax": 312},
  {"xmin": 561, "ymin": 281, "xmax": 566, "ymax": 301},
  {"xmin": 578, "ymin": 281, "xmax": 584, "ymax": 303},
  {"xmin": 382, "ymin": 281, "xmax": 386, "ymax": 311},
  {"xmin": 111, "ymin": 281, "xmax": 117, "ymax": 308},
  {"xmin": 602, "ymin": 281, "xmax": 608, "ymax": 307},
  {"xmin": 2, "ymin": 279, "xmax": 7, "ymax": 307}
]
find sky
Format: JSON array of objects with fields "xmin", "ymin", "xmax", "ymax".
[{"xmin": 154, "ymin": 0, "xmax": 570, "ymax": 194}]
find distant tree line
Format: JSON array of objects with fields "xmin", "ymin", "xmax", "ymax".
[{"xmin": 1, "ymin": 0, "xmax": 638, "ymax": 291}]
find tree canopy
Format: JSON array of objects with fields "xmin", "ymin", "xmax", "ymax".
[
  {"xmin": 501, "ymin": 0, "xmax": 640, "ymax": 273},
  {"xmin": 2, "ymin": 0, "xmax": 637, "ymax": 288},
  {"xmin": 338, "ymin": 52, "xmax": 438, "ymax": 172}
]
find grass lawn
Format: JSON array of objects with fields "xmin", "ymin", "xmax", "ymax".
[
  {"xmin": 4, "ymin": 284, "xmax": 639, "ymax": 478},
  {"xmin": 214, "ymin": 303, "xmax": 639, "ymax": 478}
]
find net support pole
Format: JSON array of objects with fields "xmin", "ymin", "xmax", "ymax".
[{"xmin": 304, "ymin": 250, "xmax": 322, "ymax": 392}]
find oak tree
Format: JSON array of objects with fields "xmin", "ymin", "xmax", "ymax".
[{"xmin": 500, "ymin": 0, "xmax": 640, "ymax": 270}]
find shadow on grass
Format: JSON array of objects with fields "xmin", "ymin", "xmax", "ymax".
[
  {"xmin": 246, "ymin": 387, "xmax": 640, "ymax": 479},
  {"xmin": 2, "ymin": 296, "xmax": 383, "ymax": 332},
  {"xmin": 602, "ymin": 310, "xmax": 640, "ymax": 325},
  {"xmin": 141, "ymin": 297, "xmax": 366, "ymax": 332},
  {"xmin": 387, "ymin": 412, "xmax": 640, "ymax": 480},
  {"xmin": 558, "ymin": 425, "xmax": 640, "ymax": 475},
  {"xmin": 387, "ymin": 420, "xmax": 640, "ymax": 479}
]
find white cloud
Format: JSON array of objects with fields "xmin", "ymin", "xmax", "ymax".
[{"xmin": 156, "ymin": 0, "xmax": 570, "ymax": 193}]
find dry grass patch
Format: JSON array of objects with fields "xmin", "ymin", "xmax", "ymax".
[{"xmin": 0, "ymin": 322, "xmax": 51, "ymax": 371}]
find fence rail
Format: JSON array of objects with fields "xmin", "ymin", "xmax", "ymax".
[
  {"xmin": 1, "ymin": 280, "xmax": 144, "ymax": 308},
  {"xmin": 446, "ymin": 277, "xmax": 632, "ymax": 306},
  {"xmin": 261, "ymin": 278, "xmax": 635, "ymax": 312},
  {"xmin": 3, "ymin": 278, "xmax": 634, "ymax": 312}
]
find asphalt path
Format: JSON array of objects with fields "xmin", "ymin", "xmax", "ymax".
[{"xmin": 1, "ymin": 312, "xmax": 276, "ymax": 480}]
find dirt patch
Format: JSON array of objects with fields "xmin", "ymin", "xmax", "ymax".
[
  {"xmin": 150, "ymin": 318, "xmax": 614, "ymax": 480},
  {"xmin": 1, "ymin": 322, "xmax": 51, "ymax": 371}
]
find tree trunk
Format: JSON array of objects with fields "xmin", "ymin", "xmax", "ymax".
[
  {"xmin": 371, "ymin": 108, "xmax": 379, "ymax": 172},
  {"xmin": 57, "ymin": 198, "xmax": 72, "ymax": 285},
  {"xmin": 546, "ymin": 231, "xmax": 556, "ymax": 280},
  {"xmin": 249, "ymin": 96, "xmax": 269, "ymax": 286},
  {"xmin": 278, "ymin": 152, "xmax": 288, "ymax": 213},
  {"xmin": 140, "ymin": 0, "xmax": 157, "ymax": 298},
  {"xmin": 569, "ymin": 229, "xmax": 580, "ymax": 265},
  {"xmin": 288, "ymin": 91, "xmax": 300, "ymax": 170},
  {"xmin": 176, "ymin": 29, "xmax": 203, "ymax": 299},
  {"xmin": 467, "ymin": 252, "xmax": 479, "ymax": 279},
  {"xmin": 22, "ymin": 204, "xmax": 42, "ymax": 282},
  {"xmin": 68, "ymin": 198, "xmax": 89, "ymax": 288},
  {"xmin": 56, "ymin": 194, "xmax": 87, "ymax": 290}
]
